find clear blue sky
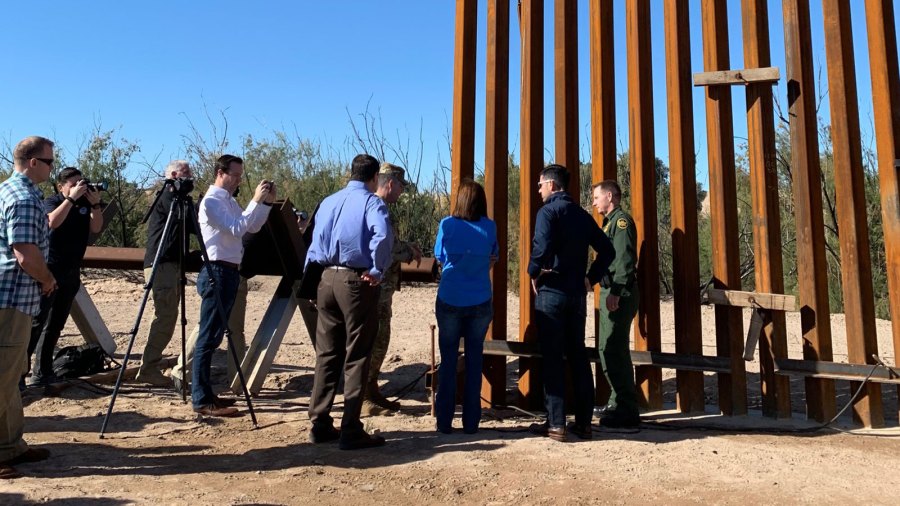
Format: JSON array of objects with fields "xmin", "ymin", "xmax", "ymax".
[{"xmin": 1, "ymin": 1, "xmax": 894, "ymax": 188}]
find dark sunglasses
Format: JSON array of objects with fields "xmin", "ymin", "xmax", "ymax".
[{"xmin": 32, "ymin": 157, "xmax": 55, "ymax": 167}]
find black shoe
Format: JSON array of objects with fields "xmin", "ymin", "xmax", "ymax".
[
  {"xmin": 593, "ymin": 405, "xmax": 614, "ymax": 418},
  {"xmin": 599, "ymin": 412, "xmax": 641, "ymax": 429},
  {"xmin": 309, "ymin": 425, "xmax": 341, "ymax": 444},
  {"xmin": 436, "ymin": 425, "xmax": 453, "ymax": 435},
  {"xmin": 339, "ymin": 432, "xmax": 386, "ymax": 450},
  {"xmin": 567, "ymin": 422, "xmax": 593, "ymax": 440}
]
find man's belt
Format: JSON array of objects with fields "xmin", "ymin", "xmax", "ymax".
[
  {"xmin": 211, "ymin": 260, "xmax": 240, "ymax": 270},
  {"xmin": 326, "ymin": 265, "xmax": 366, "ymax": 275}
]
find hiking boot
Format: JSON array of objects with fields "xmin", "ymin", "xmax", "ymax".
[
  {"xmin": 361, "ymin": 399, "xmax": 390, "ymax": 417},
  {"xmin": 366, "ymin": 381, "xmax": 401, "ymax": 411},
  {"xmin": 599, "ymin": 411, "xmax": 641, "ymax": 429},
  {"xmin": 135, "ymin": 368, "xmax": 170, "ymax": 386}
]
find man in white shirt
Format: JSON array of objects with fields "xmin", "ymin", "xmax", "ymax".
[{"xmin": 192, "ymin": 154, "xmax": 274, "ymax": 417}]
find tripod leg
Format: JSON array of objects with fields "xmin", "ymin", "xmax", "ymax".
[{"xmin": 101, "ymin": 196, "xmax": 181, "ymax": 437}]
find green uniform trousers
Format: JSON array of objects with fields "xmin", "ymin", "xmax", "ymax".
[
  {"xmin": 597, "ymin": 287, "xmax": 639, "ymax": 416},
  {"xmin": 367, "ymin": 289, "xmax": 394, "ymax": 384}
]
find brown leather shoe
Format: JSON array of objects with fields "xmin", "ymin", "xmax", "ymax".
[
  {"xmin": 547, "ymin": 426, "xmax": 567, "ymax": 442},
  {"xmin": 0, "ymin": 464, "xmax": 21, "ymax": 480},
  {"xmin": 529, "ymin": 422, "xmax": 567, "ymax": 441},
  {"xmin": 193, "ymin": 405, "xmax": 241, "ymax": 417},
  {"xmin": 310, "ymin": 424, "xmax": 341, "ymax": 444},
  {"xmin": 4, "ymin": 447, "xmax": 50, "ymax": 465}
]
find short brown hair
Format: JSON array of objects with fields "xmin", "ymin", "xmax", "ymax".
[
  {"xmin": 452, "ymin": 179, "xmax": 488, "ymax": 222},
  {"xmin": 593, "ymin": 180, "xmax": 621, "ymax": 200},
  {"xmin": 14, "ymin": 136, "xmax": 54, "ymax": 164}
]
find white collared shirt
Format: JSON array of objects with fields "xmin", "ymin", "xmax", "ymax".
[{"xmin": 198, "ymin": 185, "xmax": 271, "ymax": 264}]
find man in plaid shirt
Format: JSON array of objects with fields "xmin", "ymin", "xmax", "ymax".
[{"xmin": 0, "ymin": 136, "xmax": 58, "ymax": 480}]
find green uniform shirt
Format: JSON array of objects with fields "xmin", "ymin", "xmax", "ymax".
[
  {"xmin": 381, "ymin": 214, "xmax": 415, "ymax": 293},
  {"xmin": 601, "ymin": 206, "xmax": 637, "ymax": 297}
]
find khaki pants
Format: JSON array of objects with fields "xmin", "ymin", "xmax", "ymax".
[
  {"xmin": 139, "ymin": 263, "xmax": 181, "ymax": 374},
  {"xmin": 170, "ymin": 276, "xmax": 248, "ymax": 387},
  {"xmin": 0, "ymin": 308, "xmax": 33, "ymax": 462}
]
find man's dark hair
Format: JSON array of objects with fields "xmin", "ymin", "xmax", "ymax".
[
  {"xmin": 350, "ymin": 154, "xmax": 380, "ymax": 182},
  {"xmin": 215, "ymin": 154, "xmax": 244, "ymax": 174},
  {"xmin": 57, "ymin": 167, "xmax": 82, "ymax": 183},
  {"xmin": 540, "ymin": 164, "xmax": 570, "ymax": 191}
]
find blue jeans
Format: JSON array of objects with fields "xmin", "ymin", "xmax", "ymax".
[
  {"xmin": 192, "ymin": 263, "xmax": 240, "ymax": 409},
  {"xmin": 535, "ymin": 289, "xmax": 594, "ymax": 428},
  {"xmin": 435, "ymin": 297, "xmax": 493, "ymax": 433}
]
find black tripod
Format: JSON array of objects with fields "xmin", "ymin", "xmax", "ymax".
[{"xmin": 99, "ymin": 179, "xmax": 258, "ymax": 437}]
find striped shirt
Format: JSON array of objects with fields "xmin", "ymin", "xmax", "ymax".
[{"xmin": 0, "ymin": 172, "xmax": 50, "ymax": 316}]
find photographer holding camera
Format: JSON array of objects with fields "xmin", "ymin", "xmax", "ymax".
[
  {"xmin": 25, "ymin": 167, "xmax": 103, "ymax": 388},
  {"xmin": 134, "ymin": 160, "xmax": 197, "ymax": 385}
]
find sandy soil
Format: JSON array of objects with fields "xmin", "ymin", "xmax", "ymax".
[{"xmin": 2, "ymin": 272, "xmax": 899, "ymax": 505}]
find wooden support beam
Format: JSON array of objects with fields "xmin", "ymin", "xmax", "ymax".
[
  {"xmin": 822, "ymin": 0, "xmax": 883, "ymax": 428},
  {"xmin": 663, "ymin": 0, "xmax": 705, "ymax": 414},
  {"xmin": 706, "ymin": 288, "xmax": 797, "ymax": 311},
  {"xmin": 864, "ymin": 0, "xmax": 900, "ymax": 419},
  {"xmin": 782, "ymin": 0, "xmax": 837, "ymax": 422},
  {"xmin": 517, "ymin": 0, "xmax": 543, "ymax": 409},
  {"xmin": 555, "ymin": 0, "xmax": 579, "ymax": 199},
  {"xmin": 775, "ymin": 358, "xmax": 900, "ymax": 385},
  {"xmin": 626, "ymin": 0, "xmax": 662, "ymax": 410},
  {"xmin": 483, "ymin": 0, "xmax": 509, "ymax": 408},
  {"xmin": 701, "ymin": 0, "xmax": 747, "ymax": 416},
  {"xmin": 588, "ymin": 0, "xmax": 616, "ymax": 407},
  {"xmin": 741, "ymin": 0, "xmax": 792, "ymax": 418},
  {"xmin": 450, "ymin": 0, "xmax": 477, "ymax": 208},
  {"xmin": 474, "ymin": 340, "xmax": 731, "ymax": 373},
  {"xmin": 692, "ymin": 67, "xmax": 780, "ymax": 86}
]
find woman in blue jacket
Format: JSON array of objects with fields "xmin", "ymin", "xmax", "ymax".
[{"xmin": 433, "ymin": 179, "xmax": 498, "ymax": 434}]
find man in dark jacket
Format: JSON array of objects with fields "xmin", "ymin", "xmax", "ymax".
[
  {"xmin": 136, "ymin": 160, "xmax": 195, "ymax": 385},
  {"xmin": 527, "ymin": 164, "xmax": 614, "ymax": 441}
]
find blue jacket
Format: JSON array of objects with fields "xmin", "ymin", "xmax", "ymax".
[{"xmin": 527, "ymin": 192, "xmax": 614, "ymax": 295}]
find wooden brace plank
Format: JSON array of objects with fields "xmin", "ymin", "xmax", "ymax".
[
  {"xmin": 693, "ymin": 66, "xmax": 780, "ymax": 86},
  {"xmin": 706, "ymin": 288, "xmax": 798, "ymax": 311}
]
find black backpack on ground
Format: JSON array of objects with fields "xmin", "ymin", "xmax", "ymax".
[{"xmin": 52, "ymin": 344, "xmax": 112, "ymax": 378}]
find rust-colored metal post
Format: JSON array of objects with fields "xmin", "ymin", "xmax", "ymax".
[
  {"xmin": 741, "ymin": 0, "xmax": 791, "ymax": 418},
  {"xmin": 517, "ymin": 0, "xmax": 543, "ymax": 409},
  {"xmin": 865, "ymin": 0, "xmax": 900, "ymax": 419},
  {"xmin": 626, "ymin": 0, "xmax": 662, "ymax": 410},
  {"xmin": 701, "ymin": 0, "xmax": 747, "ymax": 416},
  {"xmin": 663, "ymin": 0, "xmax": 705, "ymax": 413},
  {"xmin": 483, "ymin": 0, "xmax": 509, "ymax": 408},
  {"xmin": 555, "ymin": 0, "xmax": 579, "ymax": 198},
  {"xmin": 822, "ymin": 0, "xmax": 883, "ymax": 428},
  {"xmin": 451, "ymin": 0, "xmax": 478, "ymax": 207},
  {"xmin": 782, "ymin": 0, "xmax": 837, "ymax": 422},
  {"xmin": 588, "ymin": 0, "xmax": 617, "ymax": 406}
]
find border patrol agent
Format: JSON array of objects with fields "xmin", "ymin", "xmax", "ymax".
[{"xmin": 591, "ymin": 180, "xmax": 640, "ymax": 428}]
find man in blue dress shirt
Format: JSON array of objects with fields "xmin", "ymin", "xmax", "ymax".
[{"xmin": 304, "ymin": 153, "xmax": 393, "ymax": 450}]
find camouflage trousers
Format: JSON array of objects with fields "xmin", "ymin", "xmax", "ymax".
[{"xmin": 366, "ymin": 289, "xmax": 395, "ymax": 384}]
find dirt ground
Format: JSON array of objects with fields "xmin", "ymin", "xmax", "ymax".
[{"xmin": 3, "ymin": 273, "xmax": 900, "ymax": 505}]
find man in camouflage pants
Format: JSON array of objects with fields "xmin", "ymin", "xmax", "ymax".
[{"xmin": 362, "ymin": 163, "xmax": 422, "ymax": 416}]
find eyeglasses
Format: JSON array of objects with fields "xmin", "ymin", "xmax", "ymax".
[
  {"xmin": 537, "ymin": 180, "xmax": 551, "ymax": 188},
  {"xmin": 32, "ymin": 157, "xmax": 55, "ymax": 167}
]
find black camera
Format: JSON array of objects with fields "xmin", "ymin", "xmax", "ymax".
[
  {"xmin": 164, "ymin": 177, "xmax": 195, "ymax": 196},
  {"xmin": 85, "ymin": 180, "xmax": 109, "ymax": 192}
]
